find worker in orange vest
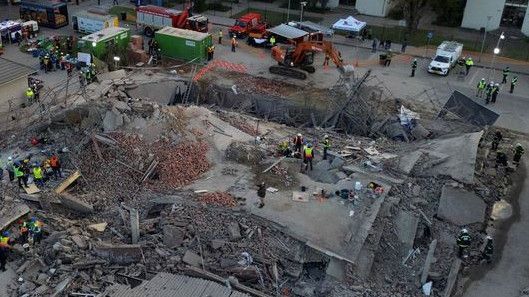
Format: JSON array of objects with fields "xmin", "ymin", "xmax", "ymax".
[{"xmin": 49, "ymin": 155, "xmax": 62, "ymax": 179}]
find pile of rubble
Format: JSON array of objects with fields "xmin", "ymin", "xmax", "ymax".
[{"xmin": 199, "ymin": 192, "xmax": 238, "ymax": 207}]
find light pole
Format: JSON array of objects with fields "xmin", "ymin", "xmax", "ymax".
[
  {"xmin": 287, "ymin": 0, "xmax": 291, "ymax": 22},
  {"xmin": 300, "ymin": 1, "xmax": 307, "ymax": 22},
  {"xmin": 479, "ymin": 16, "xmax": 492, "ymax": 63},
  {"xmin": 488, "ymin": 32, "xmax": 505, "ymax": 80}
]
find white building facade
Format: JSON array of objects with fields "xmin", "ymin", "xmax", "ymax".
[{"xmin": 355, "ymin": 0, "xmax": 529, "ymax": 36}]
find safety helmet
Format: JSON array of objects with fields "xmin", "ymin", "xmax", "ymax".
[
  {"xmin": 7, "ymin": 156, "xmax": 12, "ymax": 161},
  {"xmin": 2, "ymin": 231, "xmax": 9, "ymax": 237},
  {"xmin": 307, "ymin": 143, "xmax": 313, "ymax": 148},
  {"xmin": 486, "ymin": 235, "xmax": 492, "ymax": 240},
  {"xmin": 324, "ymin": 135, "xmax": 329, "ymax": 138},
  {"xmin": 30, "ymin": 217, "xmax": 37, "ymax": 222},
  {"xmin": 516, "ymin": 143, "xmax": 522, "ymax": 148},
  {"xmin": 495, "ymin": 83, "xmax": 499, "ymax": 86},
  {"xmin": 297, "ymin": 133, "xmax": 302, "ymax": 137},
  {"xmin": 461, "ymin": 228, "xmax": 468, "ymax": 233},
  {"xmin": 481, "ymin": 78, "xmax": 485, "ymax": 81}
]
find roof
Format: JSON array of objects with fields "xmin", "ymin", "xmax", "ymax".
[
  {"xmin": 137, "ymin": 5, "xmax": 182, "ymax": 16},
  {"xmin": 289, "ymin": 21, "xmax": 334, "ymax": 36},
  {"xmin": 104, "ymin": 273, "xmax": 251, "ymax": 297},
  {"xmin": 156, "ymin": 26, "xmax": 210, "ymax": 41},
  {"xmin": 267, "ymin": 24, "xmax": 308, "ymax": 39},
  {"xmin": 0, "ymin": 57, "xmax": 36, "ymax": 87},
  {"xmin": 75, "ymin": 11, "xmax": 116, "ymax": 22},
  {"xmin": 81, "ymin": 27, "xmax": 129, "ymax": 43},
  {"xmin": 21, "ymin": 0, "xmax": 66, "ymax": 8}
]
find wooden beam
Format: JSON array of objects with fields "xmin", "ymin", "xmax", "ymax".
[
  {"xmin": 54, "ymin": 171, "xmax": 81, "ymax": 194},
  {"xmin": 262, "ymin": 156, "xmax": 286, "ymax": 173}
]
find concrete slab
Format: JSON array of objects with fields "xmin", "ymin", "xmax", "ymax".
[
  {"xmin": 398, "ymin": 150, "xmax": 423, "ymax": 174},
  {"xmin": 395, "ymin": 210, "xmax": 419, "ymax": 256},
  {"xmin": 420, "ymin": 131, "xmax": 484, "ymax": 184},
  {"xmin": 130, "ymin": 209, "xmax": 140, "ymax": 244},
  {"xmin": 326, "ymin": 258, "xmax": 346, "ymax": 281},
  {"xmin": 0, "ymin": 203, "xmax": 30, "ymax": 230},
  {"xmin": 437, "ymin": 185, "xmax": 486, "ymax": 226},
  {"xmin": 163, "ymin": 225, "xmax": 184, "ymax": 248},
  {"xmin": 96, "ymin": 69, "xmax": 126, "ymax": 82},
  {"xmin": 59, "ymin": 193, "xmax": 94, "ymax": 214},
  {"xmin": 182, "ymin": 250, "xmax": 203, "ymax": 267},
  {"xmin": 94, "ymin": 243, "xmax": 142, "ymax": 264}
]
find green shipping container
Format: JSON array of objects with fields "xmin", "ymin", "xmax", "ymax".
[
  {"xmin": 78, "ymin": 27, "xmax": 130, "ymax": 59},
  {"xmin": 155, "ymin": 27, "xmax": 212, "ymax": 62}
]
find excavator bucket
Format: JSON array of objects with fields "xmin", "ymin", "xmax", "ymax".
[{"xmin": 340, "ymin": 64, "xmax": 355, "ymax": 76}]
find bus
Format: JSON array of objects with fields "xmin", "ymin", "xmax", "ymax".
[{"xmin": 20, "ymin": 0, "xmax": 69, "ymax": 29}]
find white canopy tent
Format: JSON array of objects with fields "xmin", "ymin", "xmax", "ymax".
[{"xmin": 332, "ymin": 16, "xmax": 367, "ymax": 32}]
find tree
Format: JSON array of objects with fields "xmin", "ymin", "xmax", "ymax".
[
  {"xmin": 431, "ymin": 0, "xmax": 466, "ymax": 27},
  {"xmin": 390, "ymin": 0, "xmax": 429, "ymax": 31}
]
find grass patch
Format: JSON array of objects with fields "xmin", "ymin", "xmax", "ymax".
[
  {"xmin": 367, "ymin": 25, "xmax": 529, "ymax": 61},
  {"xmin": 232, "ymin": 8, "xmax": 323, "ymax": 26}
]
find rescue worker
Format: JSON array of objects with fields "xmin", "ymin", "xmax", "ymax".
[
  {"xmin": 502, "ymin": 66, "xmax": 510, "ymax": 84},
  {"xmin": 513, "ymin": 143, "xmax": 525, "ymax": 166},
  {"xmin": 465, "ymin": 57, "xmax": 473, "ymax": 75},
  {"xmin": 293, "ymin": 133, "xmax": 304, "ymax": 154},
  {"xmin": 231, "ymin": 37, "xmax": 237, "ymax": 52},
  {"xmin": 322, "ymin": 135, "xmax": 331, "ymax": 160},
  {"xmin": 482, "ymin": 236, "xmax": 493, "ymax": 264},
  {"xmin": 0, "ymin": 231, "xmax": 13, "ymax": 272},
  {"xmin": 6, "ymin": 156, "xmax": 14, "ymax": 182},
  {"xmin": 218, "ymin": 30, "xmax": 223, "ymax": 44},
  {"xmin": 496, "ymin": 151, "xmax": 508, "ymax": 168},
  {"xmin": 19, "ymin": 220, "xmax": 29, "ymax": 244},
  {"xmin": 13, "ymin": 162, "xmax": 27, "ymax": 188},
  {"xmin": 456, "ymin": 228, "xmax": 471, "ymax": 258},
  {"xmin": 371, "ymin": 38, "xmax": 377, "ymax": 53},
  {"xmin": 277, "ymin": 141, "xmax": 291, "ymax": 156},
  {"xmin": 25, "ymin": 87, "xmax": 34, "ymax": 102},
  {"xmin": 510, "ymin": 75, "xmax": 518, "ymax": 94},
  {"xmin": 410, "ymin": 59, "xmax": 417, "ymax": 77},
  {"xmin": 32, "ymin": 163, "xmax": 44, "ymax": 187},
  {"xmin": 29, "ymin": 217, "xmax": 43, "ymax": 244},
  {"xmin": 491, "ymin": 83, "xmax": 499, "ymax": 104},
  {"xmin": 79, "ymin": 72, "xmax": 86, "ymax": 90},
  {"xmin": 457, "ymin": 57, "xmax": 465, "ymax": 75},
  {"xmin": 43, "ymin": 55, "xmax": 50, "ymax": 73},
  {"xmin": 485, "ymin": 81, "xmax": 494, "ymax": 104},
  {"xmin": 269, "ymin": 35, "xmax": 276, "ymax": 46},
  {"xmin": 207, "ymin": 45, "xmax": 215, "ymax": 61},
  {"xmin": 384, "ymin": 50, "xmax": 393, "ymax": 67},
  {"xmin": 491, "ymin": 131, "xmax": 503, "ymax": 151},
  {"xmin": 32, "ymin": 83, "xmax": 40, "ymax": 102},
  {"xmin": 49, "ymin": 154, "xmax": 62, "ymax": 179},
  {"xmin": 476, "ymin": 78, "xmax": 486, "ymax": 98},
  {"xmin": 302, "ymin": 143, "xmax": 314, "ymax": 172},
  {"xmin": 257, "ymin": 181, "xmax": 266, "ymax": 208}
]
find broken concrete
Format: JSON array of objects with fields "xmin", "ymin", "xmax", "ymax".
[
  {"xmin": 182, "ymin": 250, "xmax": 202, "ymax": 267},
  {"xmin": 395, "ymin": 210, "xmax": 419, "ymax": 256},
  {"xmin": 162, "ymin": 225, "xmax": 184, "ymax": 248},
  {"xmin": 437, "ymin": 185, "xmax": 486, "ymax": 226},
  {"xmin": 227, "ymin": 222, "xmax": 242, "ymax": 240},
  {"xmin": 130, "ymin": 209, "xmax": 140, "ymax": 244},
  {"xmin": 103, "ymin": 108, "xmax": 125, "ymax": 132},
  {"xmin": 94, "ymin": 243, "xmax": 142, "ymax": 264},
  {"xmin": 0, "ymin": 203, "xmax": 30, "ymax": 230},
  {"xmin": 326, "ymin": 258, "xmax": 346, "ymax": 281},
  {"xmin": 58, "ymin": 193, "xmax": 94, "ymax": 214}
]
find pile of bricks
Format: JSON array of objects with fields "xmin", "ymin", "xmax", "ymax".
[{"xmin": 198, "ymin": 192, "xmax": 237, "ymax": 207}]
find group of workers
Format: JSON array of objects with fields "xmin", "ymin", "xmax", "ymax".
[
  {"xmin": 0, "ymin": 216, "xmax": 44, "ymax": 272},
  {"xmin": 489, "ymin": 130, "xmax": 525, "ymax": 168},
  {"xmin": 4, "ymin": 153, "xmax": 62, "ymax": 190},
  {"xmin": 456, "ymin": 228, "xmax": 493, "ymax": 263},
  {"xmin": 281, "ymin": 133, "xmax": 331, "ymax": 173}
]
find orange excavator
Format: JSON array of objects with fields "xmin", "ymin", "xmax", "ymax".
[
  {"xmin": 269, "ymin": 39, "xmax": 353, "ymax": 80},
  {"xmin": 269, "ymin": 40, "xmax": 354, "ymax": 79}
]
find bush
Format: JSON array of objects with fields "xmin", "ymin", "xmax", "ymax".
[
  {"xmin": 387, "ymin": 6, "xmax": 404, "ymax": 20},
  {"xmin": 431, "ymin": 0, "xmax": 465, "ymax": 27}
]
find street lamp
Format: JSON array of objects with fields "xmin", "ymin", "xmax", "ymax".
[
  {"xmin": 479, "ymin": 15, "xmax": 492, "ymax": 62},
  {"xmin": 300, "ymin": 1, "xmax": 307, "ymax": 22},
  {"xmin": 286, "ymin": 0, "xmax": 291, "ymax": 22},
  {"xmin": 92, "ymin": 41, "xmax": 97, "ymax": 47},
  {"xmin": 113, "ymin": 56, "xmax": 120, "ymax": 69},
  {"xmin": 488, "ymin": 31, "xmax": 505, "ymax": 80}
]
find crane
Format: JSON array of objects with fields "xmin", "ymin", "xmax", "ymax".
[{"xmin": 269, "ymin": 39, "xmax": 353, "ymax": 80}]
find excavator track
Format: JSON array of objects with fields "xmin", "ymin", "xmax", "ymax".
[{"xmin": 269, "ymin": 65, "xmax": 308, "ymax": 80}]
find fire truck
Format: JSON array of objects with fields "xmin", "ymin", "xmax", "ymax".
[{"xmin": 136, "ymin": 5, "xmax": 208, "ymax": 37}]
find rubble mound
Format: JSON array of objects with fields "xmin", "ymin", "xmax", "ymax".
[{"xmin": 225, "ymin": 141, "xmax": 265, "ymax": 165}]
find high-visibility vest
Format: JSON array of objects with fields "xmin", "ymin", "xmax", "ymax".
[
  {"xmin": 50, "ymin": 156, "xmax": 59, "ymax": 167},
  {"xmin": 270, "ymin": 36, "xmax": 276, "ymax": 45},
  {"xmin": 503, "ymin": 69, "xmax": 510, "ymax": 75},
  {"xmin": 218, "ymin": 31, "xmax": 223, "ymax": 37},
  {"xmin": 304, "ymin": 147, "xmax": 313, "ymax": 158},
  {"xmin": 0, "ymin": 236, "xmax": 9, "ymax": 245},
  {"xmin": 323, "ymin": 139, "xmax": 331, "ymax": 148},
  {"xmin": 478, "ymin": 81, "xmax": 486, "ymax": 89},
  {"xmin": 33, "ymin": 167, "xmax": 43, "ymax": 179},
  {"xmin": 466, "ymin": 59, "xmax": 473, "ymax": 66},
  {"xmin": 13, "ymin": 166, "xmax": 24, "ymax": 177},
  {"xmin": 512, "ymin": 77, "xmax": 518, "ymax": 85},
  {"xmin": 25, "ymin": 89, "xmax": 34, "ymax": 98}
]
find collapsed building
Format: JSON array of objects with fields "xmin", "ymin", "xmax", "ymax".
[{"xmin": 0, "ymin": 64, "xmax": 520, "ymax": 297}]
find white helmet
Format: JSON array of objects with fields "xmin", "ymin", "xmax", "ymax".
[
  {"xmin": 7, "ymin": 156, "xmax": 12, "ymax": 161},
  {"xmin": 297, "ymin": 133, "xmax": 302, "ymax": 137},
  {"xmin": 324, "ymin": 135, "xmax": 329, "ymax": 138},
  {"xmin": 486, "ymin": 235, "xmax": 492, "ymax": 240},
  {"xmin": 461, "ymin": 228, "xmax": 468, "ymax": 233}
]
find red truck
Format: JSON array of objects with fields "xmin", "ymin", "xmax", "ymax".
[
  {"xmin": 229, "ymin": 12, "xmax": 267, "ymax": 38},
  {"xmin": 136, "ymin": 5, "xmax": 208, "ymax": 37}
]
